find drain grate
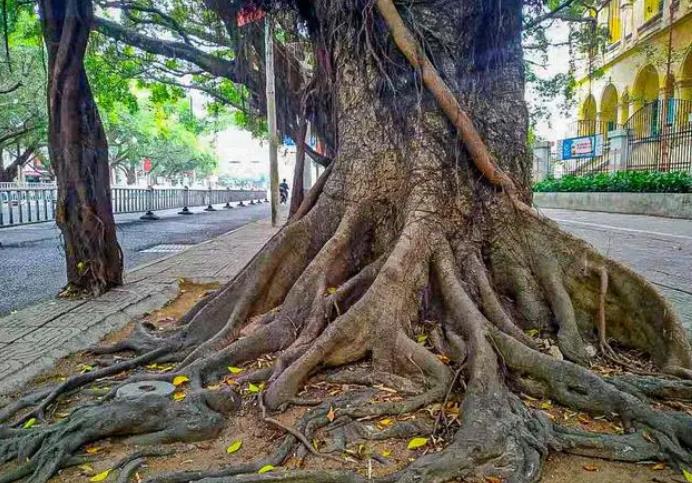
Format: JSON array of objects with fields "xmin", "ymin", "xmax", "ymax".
[{"xmin": 140, "ymin": 244, "xmax": 192, "ymax": 253}]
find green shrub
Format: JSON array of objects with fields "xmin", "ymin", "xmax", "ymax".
[{"xmin": 533, "ymin": 171, "xmax": 691, "ymax": 193}]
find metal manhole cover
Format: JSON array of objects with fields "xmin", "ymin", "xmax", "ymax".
[{"xmin": 140, "ymin": 244, "xmax": 192, "ymax": 253}]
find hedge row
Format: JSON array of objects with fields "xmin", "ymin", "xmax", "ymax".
[{"xmin": 533, "ymin": 171, "xmax": 691, "ymax": 193}]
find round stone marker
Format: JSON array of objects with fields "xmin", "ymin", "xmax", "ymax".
[{"xmin": 116, "ymin": 380, "xmax": 176, "ymax": 399}]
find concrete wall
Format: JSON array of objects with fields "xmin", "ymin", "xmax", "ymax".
[{"xmin": 533, "ymin": 192, "xmax": 692, "ymax": 219}]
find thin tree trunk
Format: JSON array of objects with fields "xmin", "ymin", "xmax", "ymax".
[
  {"xmin": 289, "ymin": 119, "xmax": 307, "ymax": 217},
  {"xmin": 39, "ymin": 0, "xmax": 123, "ymax": 294},
  {"xmin": 0, "ymin": 146, "xmax": 34, "ymax": 182}
]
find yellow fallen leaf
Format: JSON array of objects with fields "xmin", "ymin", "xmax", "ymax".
[
  {"xmin": 81, "ymin": 364, "xmax": 94, "ymax": 373},
  {"xmin": 376, "ymin": 418, "xmax": 394, "ymax": 429},
  {"xmin": 258, "ymin": 464, "xmax": 274, "ymax": 474},
  {"xmin": 327, "ymin": 406, "xmax": 336, "ymax": 422},
  {"xmin": 78, "ymin": 464, "xmax": 93, "ymax": 474},
  {"xmin": 416, "ymin": 334, "xmax": 428, "ymax": 344},
  {"xmin": 172, "ymin": 391, "xmax": 186, "ymax": 401},
  {"xmin": 84, "ymin": 445, "xmax": 103, "ymax": 455},
  {"xmin": 173, "ymin": 375, "xmax": 190, "ymax": 386},
  {"xmin": 226, "ymin": 440, "xmax": 242, "ymax": 454},
  {"xmin": 326, "ymin": 287, "xmax": 337, "ymax": 295},
  {"xmin": 407, "ymin": 437, "xmax": 428, "ymax": 450},
  {"xmin": 228, "ymin": 366, "xmax": 245, "ymax": 374},
  {"xmin": 22, "ymin": 418, "xmax": 37, "ymax": 429},
  {"xmin": 247, "ymin": 383, "xmax": 261, "ymax": 393},
  {"xmin": 683, "ymin": 468, "xmax": 692, "ymax": 482},
  {"xmin": 525, "ymin": 328, "xmax": 539, "ymax": 337},
  {"xmin": 380, "ymin": 449, "xmax": 392, "ymax": 458},
  {"xmin": 540, "ymin": 401, "xmax": 552, "ymax": 410},
  {"xmin": 89, "ymin": 469, "xmax": 112, "ymax": 482}
]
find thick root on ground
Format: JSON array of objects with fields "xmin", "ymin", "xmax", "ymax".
[{"xmin": 0, "ymin": 389, "xmax": 238, "ymax": 483}]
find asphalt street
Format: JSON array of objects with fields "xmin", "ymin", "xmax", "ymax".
[{"xmin": 0, "ymin": 202, "xmax": 270, "ymax": 316}]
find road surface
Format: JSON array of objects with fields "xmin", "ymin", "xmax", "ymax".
[{"xmin": 0, "ymin": 203, "xmax": 270, "ymax": 315}]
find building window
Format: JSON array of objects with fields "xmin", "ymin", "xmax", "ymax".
[
  {"xmin": 608, "ymin": 0, "xmax": 621, "ymax": 42},
  {"xmin": 644, "ymin": 0, "xmax": 662, "ymax": 21}
]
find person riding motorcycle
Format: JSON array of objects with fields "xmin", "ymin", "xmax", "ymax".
[{"xmin": 279, "ymin": 178, "xmax": 289, "ymax": 204}]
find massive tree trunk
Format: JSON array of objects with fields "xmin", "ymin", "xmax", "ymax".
[
  {"xmin": 39, "ymin": 0, "xmax": 123, "ymax": 294},
  {"xmin": 2, "ymin": 1, "xmax": 692, "ymax": 482}
]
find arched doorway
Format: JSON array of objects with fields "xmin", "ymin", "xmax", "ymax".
[
  {"xmin": 619, "ymin": 88, "xmax": 630, "ymax": 125},
  {"xmin": 600, "ymin": 84, "xmax": 618, "ymax": 133},
  {"xmin": 632, "ymin": 64, "xmax": 660, "ymax": 109},
  {"xmin": 631, "ymin": 64, "xmax": 660, "ymax": 135},
  {"xmin": 579, "ymin": 94, "xmax": 597, "ymax": 135},
  {"xmin": 680, "ymin": 47, "xmax": 692, "ymax": 100},
  {"xmin": 678, "ymin": 48, "xmax": 692, "ymax": 125}
]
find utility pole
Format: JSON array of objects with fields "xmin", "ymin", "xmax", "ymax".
[{"xmin": 265, "ymin": 17, "xmax": 279, "ymax": 226}]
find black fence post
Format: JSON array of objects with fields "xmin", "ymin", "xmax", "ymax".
[
  {"xmin": 224, "ymin": 187, "xmax": 234, "ymax": 209},
  {"xmin": 204, "ymin": 186, "xmax": 217, "ymax": 211},
  {"xmin": 178, "ymin": 186, "xmax": 193, "ymax": 215},
  {"xmin": 140, "ymin": 186, "xmax": 160, "ymax": 220}
]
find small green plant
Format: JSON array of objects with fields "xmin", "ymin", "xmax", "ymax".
[{"xmin": 533, "ymin": 171, "xmax": 691, "ymax": 193}]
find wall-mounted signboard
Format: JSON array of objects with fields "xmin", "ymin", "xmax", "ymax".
[{"xmin": 557, "ymin": 134, "xmax": 604, "ymax": 160}]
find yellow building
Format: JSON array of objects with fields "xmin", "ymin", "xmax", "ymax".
[{"xmin": 576, "ymin": 0, "xmax": 692, "ymax": 135}]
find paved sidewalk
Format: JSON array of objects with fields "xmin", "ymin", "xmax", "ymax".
[{"xmin": 0, "ymin": 218, "xmax": 279, "ymax": 396}]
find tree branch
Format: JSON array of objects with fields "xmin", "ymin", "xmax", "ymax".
[
  {"xmin": 524, "ymin": 0, "xmax": 589, "ymax": 30},
  {"xmin": 93, "ymin": 17, "xmax": 238, "ymax": 81},
  {"xmin": 0, "ymin": 81, "xmax": 22, "ymax": 94}
]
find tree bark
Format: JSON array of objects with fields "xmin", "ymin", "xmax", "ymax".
[
  {"xmin": 289, "ymin": 119, "xmax": 307, "ymax": 217},
  {"xmin": 39, "ymin": 0, "xmax": 123, "ymax": 294}
]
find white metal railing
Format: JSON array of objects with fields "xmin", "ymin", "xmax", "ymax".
[
  {"xmin": 0, "ymin": 182, "xmax": 57, "ymax": 189},
  {"xmin": 0, "ymin": 185, "xmax": 267, "ymax": 227}
]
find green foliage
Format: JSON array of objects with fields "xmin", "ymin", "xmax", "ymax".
[
  {"xmin": 534, "ymin": 171, "xmax": 692, "ymax": 193},
  {"xmin": 1, "ymin": 1, "xmax": 219, "ymax": 182},
  {"xmin": 104, "ymin": 95, "xmax": 218, "ymax": 182}
]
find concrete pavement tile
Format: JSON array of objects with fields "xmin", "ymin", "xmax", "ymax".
[{"xmin": 0, "ymin": 325, "xmax": 36, "ymax": 344}]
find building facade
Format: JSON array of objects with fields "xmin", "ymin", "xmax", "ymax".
[{"xmin": 576, "ymin": 0, "xmax": 692, "ymax": 135}]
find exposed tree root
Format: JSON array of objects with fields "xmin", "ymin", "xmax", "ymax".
[{"xmin": 0, "ymin": 389, "xmax": 238, "ymax": 483}]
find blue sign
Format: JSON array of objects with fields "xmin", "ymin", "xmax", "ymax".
[
  {"xmin": 282, "ymin": 135, "xmax": 296, "ymax": 147},
  {"xmin": 559, "ymin": 134, "xmax": 604, "ymax": 160}
]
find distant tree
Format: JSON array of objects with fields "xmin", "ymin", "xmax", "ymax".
[
  {"xmin": 103, "ymin": 97, "xmax": 219, "ymax": 185},
  {"xmin": 0, "ymin": 5, "xmax": 47, "ymax": 182}
]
